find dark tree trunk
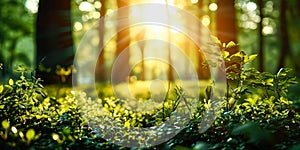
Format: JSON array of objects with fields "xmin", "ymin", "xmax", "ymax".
[
  {"xmin": 216, "ymin": 0, "xmax": 238, "ymax": 55},
  {"xmin": 36, "ymin": 0, "xmax": 74, "ymax": 84},
  {"xmin": 113, "ymin": 0, "xmax": 131, "ymax": 84},
  {"xmin": 197, "ymin": 0, "xmax": 210, "ymax": 80},
  {"xmin": 278, "ymin": 0, "xmax": 290, "ymax": 70},
  {"xmin": 290, "ymin": 0, "xmax": 300, "ymax": 74},
  {"xmin": 258, "ymin": 0, "xmax": 264, "ymax": 72},
  {"xmin": 95, "ymin": 0, "xmax": 107, "ymax": 82}
]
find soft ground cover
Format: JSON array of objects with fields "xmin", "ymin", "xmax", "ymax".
[{"xmin": 1, "ymin": 46, "xmax": 300, "ymax": 149}]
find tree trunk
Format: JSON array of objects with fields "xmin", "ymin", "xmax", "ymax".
[
  {"xmin": 216, "ymin": 0, "xmax": 238, "ymax": 55},
  {"xmin": 113, "ymin": 0, "xmax": 131, "ymax": 84},
  {"xmin": 278, "ymin": 0, "xmax": 290, "ymax": 70},
  {"xmin": 197, "ymin": 0, "xmax": 210, "ymax": 80},
  {"xmin": 95, "ymin": 0, "xmax": 107, "ymax": 82},
  {"xmin": 166, "ymin": 0, "xmax": 174, "ymax": 82},
  {"xmin": 290, "ymin": 0, "xmax": 300, "ymax": 74},
  {"xmin": 258, "ymin": 0, "xmax": 264, "ymax": 72},
  {"xmin": 36, "ymin": 0, "xmax": 74, "ymax": 84}
]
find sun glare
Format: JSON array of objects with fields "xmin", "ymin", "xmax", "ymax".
[
  {"xmin": 263, "ymin": 26, "xmax": 274, "ymax": 35},
  {"xmin": 209, "ymin": 3, "xmax": 218, "ymax": 12},
  {"xmin": 79, "ymin": 1, "xmax": 94, "ymax": 12},
  {"xmin": 130, "ymin": 1, "xmax": 179, "ymax": 36},
  {"xmin": 25, "ymin": 0, "xmax": 39, "ymax": 14},
  {"xmin": 190, "ymin": 0, "xmax": 198, "ymax": 4},
  {"xmin": 94, "ymin": 1, "xmax": 102, "ymax": 9},
  {"xmin": 246, "ymin": 2, "xmax": 257, "ymax": 11},
  {"xmin": 74, "ymin": 22, "xmax": 83, "ymax": 31},
  {"xmin": 201, "ymin": 15, "xmax": 210, "ymax": 27}
]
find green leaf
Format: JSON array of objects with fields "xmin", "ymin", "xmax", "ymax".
[
  {"xmin": 226, "ymin": 41, "xmax": 237, "ymax": 49},
  {"xmin": 26, "ymin": 128, "xmax": 35, "ymax": 141},
  {"xmin": 265, "ymin": 78, "xmax": 274, "ymax": 86},
  {"xmin": 9, "ymin": 79, "xmax": 14, "ymax": 86},
  {"xmin": 17, "ymin": 65, "xmax": 25, "ymax": 72},
  {"xmin": 2, "ymin": 120, "xmax": 10, "ymax": 130},
  {"xmin": 229, "ymin": 56, "xmax": 242, "ymax": 64},
  {"xmin": 52, "ymin": 133, "xmax": 60, "ymax": 141},
  {"xmin": 244, "ymin": 54, "xmax": 257, "ymax": 63},
  {"xmin": 248, "ymin": 54, "xmax": 257, "ymax": 62},
  {"xmin": 20, "ymin": 75, "xmax": 25, "ymax": 80},
  {"xmin": 124, "ymin": 121, "xmax": 131, "ymax": 127},
  {"xmin": 0, "ymin": 85, "xmax": 3, "ymax": 93},
  {"xmin": 222, "ymin": 51, "xmax": 230, "ymax": 58},
  {"xmin": 232, "ymin": 51, "xmax": 246, "ymax": 58}
]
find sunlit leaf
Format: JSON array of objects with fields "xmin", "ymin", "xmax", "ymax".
[
  {"xmin": 124, "ymin": 121, "xmax": 130, "ymax": 127},
  {"xmin": 52, "ymin": 133, "xmax": 59, "ymax": 141},
  {"xmin": 222, "ymin": 51, "xmax": 230, "ymax": 58},
  {"xmin": 265, "ymin": 78, "xmax": 274, "ymax": 86},
  {"xmin": 37, "ymin": 83, "xmax": 44, "ymax": 88},
  {"xmin": 0, "ymin": 85, "xmax": 3, "ymax": 93},
  {"xmin": 9, "ymin": 79, "xmax": 14, "ymax": 86},
  {"xmin": 244, "ymin": 54, "xmax": 257, "ymax": 63},
  {"xmin": 2, "ymin": 120, "xmax": 10, "ymax": 130},
  {"xmin": 231, "ymin": 51, "xmax": 246, "ymax": 59},
  {"xmin": 229, "ymin": 97, "xmax": 235, "ymax": 105},
  {"xmin": 19, "ymin": 131, "xmax": 24, "ymax": 139},
  {"xmin": 20, "ymin": 75, "xmax": 25, "ymax": 80},
  {"xmin": 17, "ymin": 65, "xmax": 25, "ymax": 72},
  {"xmin": 226, "ymin": 41, "xmax": 237, "ymax": 49},
  {"xmin": 26, "ymin": 128, "xmax": 35, "ymax": 141},
  {"xmin": 248, "ymin": 54, "xmax": 257, "ymax": 62}
]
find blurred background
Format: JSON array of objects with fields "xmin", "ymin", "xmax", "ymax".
[{"xmin": 0, "ymin": 0, "xmax": 299, "ymax": 83}]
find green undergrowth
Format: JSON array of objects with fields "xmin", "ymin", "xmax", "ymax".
[{"xmin": 1, "ymin": 42, "xmax": 300, "ymax": 149}]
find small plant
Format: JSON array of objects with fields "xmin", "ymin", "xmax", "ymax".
[
  {"xmin": 218, "ymin": 42, "xmax": 297, "ymax": 111},
  {"xmin": 55, "ymin": 65, "xmax": 76, "ymax": 84},
  {"xmin": 0, "ymin": 65, "xmax": 45, "ymax": 124}
]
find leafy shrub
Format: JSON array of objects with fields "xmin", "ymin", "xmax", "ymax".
[
  {"xmin": 169, "ymin": 41, "xmax": 300, "ymax": 149},
  {"xmin": 0, "ymin": 66, "xmax": 112, "ymax": 149},
  {"xmin": 0, "ymin": 42, "xmax": 299, "ymax": 149}
]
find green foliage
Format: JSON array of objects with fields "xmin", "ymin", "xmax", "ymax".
[
  {"xmin": 173, "ymin": 41, "xmax": 299, "ymax": 149},
  {"xmin": 0, "ymin": 0, "xmax": 35, "ymax": 75},
  {"xmin": 0, "ymin": 76, "xmax": 114, "ymax": 149},
  {"xmin": 1, "ymin": 45, "xmax": 300, "ymax": 149},
  {"xmin": 55, "ymin": 65, "xmax": 76, "ymax": 84},
  {"xmin": 219, "ymin": 42, "xmax": 297, "ymax": 112}
]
